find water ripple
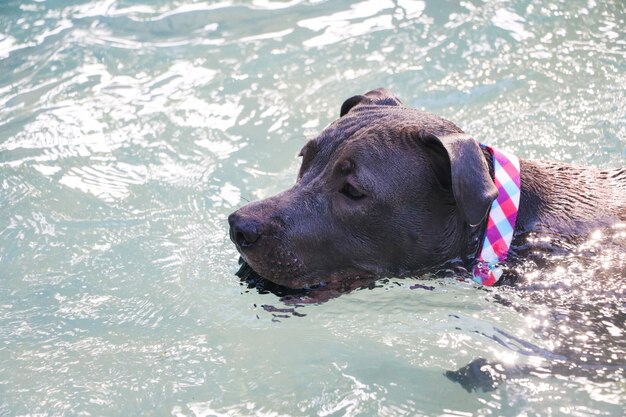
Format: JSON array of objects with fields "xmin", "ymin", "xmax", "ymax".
[{"xmin": 0, "ymin": 0, "xmax": 625, "ymax": 415}]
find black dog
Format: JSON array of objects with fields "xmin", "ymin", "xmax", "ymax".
[{"xmin": 229, "ymin": 88, "xmax": 625, "ymax": 290}]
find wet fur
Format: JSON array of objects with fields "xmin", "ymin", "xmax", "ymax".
[{"xmin": 229, "ymin": 88, "xmax": 626, "ymax": 289}]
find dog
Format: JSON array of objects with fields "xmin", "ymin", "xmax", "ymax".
[{"xmin": 228, "ymin": 88, "xmax": 626, "ymax": 290}]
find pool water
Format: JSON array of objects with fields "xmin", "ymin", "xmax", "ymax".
[{"xmin": 1, "ymin": 0, "xmax": 625, "ymax": 416}]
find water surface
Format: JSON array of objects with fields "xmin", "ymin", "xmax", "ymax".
[{"xmin": 1, "ymin": 0, "xmax": 625, "ymax": 416}]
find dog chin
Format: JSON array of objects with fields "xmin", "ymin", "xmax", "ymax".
[
  {"xmin": 236, "ymin": 256, "xmax": 375, "ymax": 290},
  {"xmin": 235, "ymin": 256, "xmax": 317, "ymax": 289}
]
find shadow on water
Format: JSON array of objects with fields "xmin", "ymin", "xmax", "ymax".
[
  {"xmin": 237, "ymin": 224, "xmax": 626, "ymax": 391},
  {"xmin": 236, "ymin": 256, "xmax": 383, "ymax": 312}
]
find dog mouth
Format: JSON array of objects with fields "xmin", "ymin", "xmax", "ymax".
[
  {"xmin": 234, "ymin": 255, "xmax": 321, "ymax": 289},
  {"xmin": 235, "ymin": 256, "xmax": 328, "ymax": 296},
  {"xmin": 234, "ymin": 253, "xmax": 379, "ymax": 292},
  {"xmin": 235, "ymin": 256, "xmax": 257, "ymax": 280},
  {"xmin": 233, "ymin": 237, "xmax": 316, "ymax": 288}
]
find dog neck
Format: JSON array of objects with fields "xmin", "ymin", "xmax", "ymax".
[{"xmin": 471, "ymin": 144, "xmax": 522, "ymax": 286}]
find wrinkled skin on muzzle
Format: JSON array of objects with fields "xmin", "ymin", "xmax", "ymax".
[{"xmin": 228, "ymin": 89, "xmax": 497, "ymax": 289}]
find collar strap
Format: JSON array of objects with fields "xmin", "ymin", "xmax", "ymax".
[{"xmin": 472, "ymin": 144, "xmax": 521, "ymax": 286}]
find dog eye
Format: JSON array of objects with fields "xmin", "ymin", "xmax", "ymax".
[{"xmin": 340, "ymin": 183, "xmax": 365, "ymax": 200}]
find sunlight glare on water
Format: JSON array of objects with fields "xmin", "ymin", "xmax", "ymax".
[{"xmin": 0, "ymin": 0, "xmax": 625, "ymax": 416}]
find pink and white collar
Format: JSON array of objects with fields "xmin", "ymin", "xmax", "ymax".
[{"xmin": 472, "ymin": 145, "xmax": 521, "ymax": 286}]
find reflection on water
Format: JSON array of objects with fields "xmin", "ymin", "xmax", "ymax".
[
  {"xmin": 0, "ymin": 0, "xmax": 625, "ymax": 416},
  {"xmin": 508, "ymin": 225, "xmax": 626, "ymax": 371}
]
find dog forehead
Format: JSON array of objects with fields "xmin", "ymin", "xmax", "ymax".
[
  {"xmin": 313, "ymin": 106, "xmax": 408, "ymax": 155},
  {"xmin": 303, "ymin": 104, "xmax": 463, "ymax": 179},
  {"xmin": 316, "ymin": 105, "xmax": 461, "ymax": 148}
]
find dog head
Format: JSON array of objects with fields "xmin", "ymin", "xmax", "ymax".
[{"xmin": 228, "ymin": 88, "xmax": 497, "ymax": 288}]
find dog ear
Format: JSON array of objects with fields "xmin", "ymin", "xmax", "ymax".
[
  {"xmin": 417, "ymin": 131, "xmax": 498, "ymax": 227},
  {"xmin": 340, "ymin": 88, "xmax": 402, "ymax": 117},
  {"xmin": 362, "ymin": 88, "xmax": 403, "ymax": 105},
  {"xmin": 340, "ymin": 95, "xmax": 371, "ymax": 117}
]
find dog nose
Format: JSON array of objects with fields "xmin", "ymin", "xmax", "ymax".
[{"xmin": 228, "ymin": 213, "xmax": 261, "ymax": 249}]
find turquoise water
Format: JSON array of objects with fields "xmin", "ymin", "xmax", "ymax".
[{"xmin": 1, "ymin": 0, "xmax": 625, "ymax": 416}]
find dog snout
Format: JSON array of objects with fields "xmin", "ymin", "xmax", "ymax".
[{"xmin": 228, "ymin": 213, "xmax": 261, "ymax": 249}]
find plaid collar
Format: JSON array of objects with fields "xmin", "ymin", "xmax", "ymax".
[{"xmin": 472, "ymin": 145, "xmax": 521, "ymax": 286}]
